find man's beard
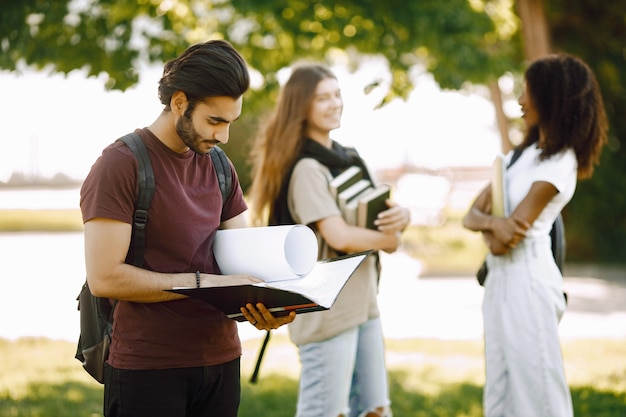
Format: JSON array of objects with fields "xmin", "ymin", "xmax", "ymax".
[{"xmin": 176, "ymin": 112, "xmax": 206, "ymax": 154}]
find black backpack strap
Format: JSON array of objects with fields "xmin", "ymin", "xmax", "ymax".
[
  {"xmin": 507, "ymin": 146, "xmax": 524, "ymax": 168},
  {"xmin": 550, "ymin": 213, "xmax": 566, "ymax": 273},
  {"xmin": 249, "ymin": 330, "xmax": 271, "ymax": 383},
  {"xmin": 209, "ymin": 145, "xmax": 232, "ymax": 201},
  {"xmin": 117, "ymin": 132, "xmax": 155, "ymax": 268}
]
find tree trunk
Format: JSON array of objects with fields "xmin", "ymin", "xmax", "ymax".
[
  {"xmin": 516, "ymin": 0, "xmax": 552, "ymax": 60},
  {"xmin": 490, "ymin": 0, "xmax": 553, "ymax": 154}
]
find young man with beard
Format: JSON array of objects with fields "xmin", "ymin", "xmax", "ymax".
[{"xmin": 80, "ymin": 40, "xmax": 294, "ymax": 417}]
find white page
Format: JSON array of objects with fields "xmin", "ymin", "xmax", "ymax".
[
  {"xmin": 255, "ymin": 253, "xmax": 367, "ymax": 308},
  {"xmin": 213, "ymin": 225, "xmax": 318, "ymax": 282}
]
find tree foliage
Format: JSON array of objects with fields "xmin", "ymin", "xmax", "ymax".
[
  {"xmin": 226, "ymin": 0, "xmax": 521, "ymax": 103},
  {"xmin": 2, "ymin": 0, "xmax": 143, "ymax": 89},
  {"xmin": 543, "ymin": 0, "xmax": 626, "ymax": 262},
  {"xmin": 1, "ymin": 0, "xmax": 522, "ymax": 98}
]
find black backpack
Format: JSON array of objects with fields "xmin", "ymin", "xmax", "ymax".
[{"xmin": 75, "ymin": 132, "xmax": 232, "ymax": 383}]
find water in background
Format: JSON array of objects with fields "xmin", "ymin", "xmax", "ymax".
[
  {"xmin": 0, "ymin": 232, "xmax": 85, "ymax": 340},
  {"xmin": 0, "ymin": 232, "xmax": 271, "ymax": 342},
  {"xmin": 0, "ymin": 230, "xmax": 482, "ymax": 343},
  {"xmin": 0, "ymin": 187, "xmax": 81, "ymax": 209}
]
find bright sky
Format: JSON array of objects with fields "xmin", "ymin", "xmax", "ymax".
[
  {"xmin": 0, "ymin": 64, "xmax": 163, "ymax": 182},
  {"xmin": 0, "ymin": 60, "xmax": 508, "ymax": 183}
]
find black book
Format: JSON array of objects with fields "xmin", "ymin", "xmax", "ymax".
[{"xmin": 357, "ymin": 184, "xmax": 391, "ymax": 230}]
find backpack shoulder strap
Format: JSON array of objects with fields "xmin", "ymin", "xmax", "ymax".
[
  {"xmin": 117, "ymin": 132, "xmax": 155, "ymax": 267},
  {"xmin": 507, "ymin": 146, "xmax": 524, "ymax": 169},
  {"xmin": 209, "ymin": 145, "xmax": 232, "ymax": 203},
  {"xmin": 550, "ymin": 213, "xmax": 566, "ymax": 272},
  {"xmin": 116, "ymin": 138, "xmax": 230, "ymax": 266}
]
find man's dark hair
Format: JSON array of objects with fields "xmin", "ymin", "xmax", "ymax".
[{"xmin": 158, "ymin": 39, "xmax": 250, "ymax": 111}]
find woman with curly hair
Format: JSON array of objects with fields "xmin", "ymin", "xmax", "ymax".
[{"xmin": 463, "ymin": 53, "xmax": 608, "ymax": 417}]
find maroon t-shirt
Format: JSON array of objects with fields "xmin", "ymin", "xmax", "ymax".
[{"xmin": 80, "ymin": 128, "xmax": 248, "ymax": 370}]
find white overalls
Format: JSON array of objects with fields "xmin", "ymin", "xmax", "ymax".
[{"xmin": 482, "ymin": 144, "xmax": 576, "ymax": 417}]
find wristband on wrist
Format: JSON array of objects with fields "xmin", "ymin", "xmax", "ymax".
[{"xmin": 195, "ymin": 271, "xmax": 201, "ymax": 288}]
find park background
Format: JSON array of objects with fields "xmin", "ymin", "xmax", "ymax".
[{"xmin": 1, "ymin": 1, "xmax": 625, "ymax": 416}]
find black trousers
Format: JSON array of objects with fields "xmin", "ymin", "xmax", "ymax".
[{"xmin": 103, "ymin": 358, "xmax": 241, "ymax": 417}]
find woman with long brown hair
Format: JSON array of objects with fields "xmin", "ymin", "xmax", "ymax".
[{"xmin": 248, "ymin": 63, "xmax": 410, "ymax": 417}]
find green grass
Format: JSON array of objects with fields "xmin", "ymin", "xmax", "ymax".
[
  {"xmin": 0, "ymin": 209, "xmax": 83, "ymax": 232},
  {"xmin": 402, "ymin": 209, "xmax": 488, "ymax": 275},
  {"xmin": 1, "ymin": 336, "xmax": 625, "ymax": 417}
]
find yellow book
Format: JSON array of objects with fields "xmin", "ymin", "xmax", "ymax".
[{"xmin": 491, "ymin": 154, "xmax": 508, "ymax": 217}]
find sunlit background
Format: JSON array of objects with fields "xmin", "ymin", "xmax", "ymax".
[
  {"xmin": 1, "ymin": 63, "xmax": 624, "ymax": 345},
  {"xmin": 0, "ymin": 60, "xmax": 508, "ymax": 186},
  {"xmin": 0, "ymin": 60, "xmax": 505, "ymax": 342}
]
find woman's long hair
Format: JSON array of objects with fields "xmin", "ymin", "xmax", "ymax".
[
  {"xmin": 248, "ymin": 64, "xmax": 337, "ymax": 225},
  {"xmin": 521, "ymin": 53, "xmax": 608, "ymax": 179}
]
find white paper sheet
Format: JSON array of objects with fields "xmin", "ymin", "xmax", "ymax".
[
  {"xmin": 213, "ymin": 225, "xmax": 318, "ymax": 282},
  {"xmin": 257, "ymin": 253, "xmax": 367, "ymax": 308}
]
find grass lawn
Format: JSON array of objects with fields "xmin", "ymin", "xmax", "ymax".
[
  {"xmin": 1, "ymin": 336, "xmax": 625, "ymax": 417},
  {"xmin": 0, "ymin": 209, "xmax": 83, "ymax": 232}
]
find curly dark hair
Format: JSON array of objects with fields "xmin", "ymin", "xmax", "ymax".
[
  {"xmin": 157, "ymin": 39, "xmax": 250, "ymax": 113},
  {"xmin": 521, "ymin": 53, "xmax": 608, "ymax": 179}
]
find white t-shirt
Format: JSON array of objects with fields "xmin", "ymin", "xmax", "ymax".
[{"xmin": 505, "ymin": 143, "xmax": 577, "ymax": 238}]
